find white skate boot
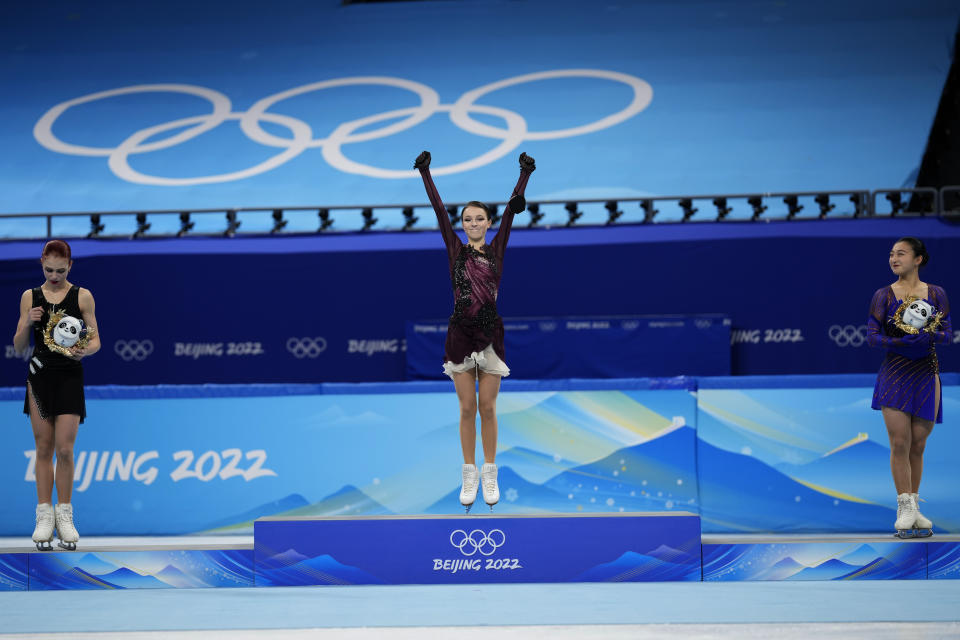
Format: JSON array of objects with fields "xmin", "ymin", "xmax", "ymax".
[
  {"xmin": 55, "ymin": 503, "xmax": 79, "ymax": 551},
  {"xmin": 481, "ymin": 463, "xmax": 500, "ymax": 510},
  {"xmin": 894, "ymin": 492, "xmax": 918, "ymax": 539},
  {"xmin": 460, "ymin": 464, "xmax": 479, "ymax": 512},
  {"xmin": 32, "ymin": 503, "xmax": 55, "ymax": 551},
  {"xmin": 910, "ymin": 493, "xmax": 933, "ymax": 537}
]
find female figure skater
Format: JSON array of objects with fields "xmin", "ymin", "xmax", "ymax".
[
  {"xmin": 416, "ymin": 150, "xmax": 535, "ymax": 511},
  {"xmin": 13, "ymin": 240, "xmax": 101, "ymax": 550},
  {"xmin": 866, "ymin": 237, "xmax": 951, "ymax": 538}
]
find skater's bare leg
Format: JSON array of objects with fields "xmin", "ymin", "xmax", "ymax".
[
  {"xmin": 882, "ymin": 407, "xmax": 912, "ymax": 494},
  {"xmin": 909, "ymin": 377, "xmax": 938, "ymax": 492},
  {"xmin": 453, "ymin": 369, "xmax": 479, "ymax": 465},
  {"xmin": 54, "ymin": 415, "xmax": 80, "ymax": 504},
  {"xmin": 27, "ymin": 382, "xmax": 55, "ymax": 504},
  {"xmin": 477, "ymin": 371, "xmax": 501, "ymax": 464}
]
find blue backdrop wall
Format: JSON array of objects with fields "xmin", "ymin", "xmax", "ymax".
[
  {"xmin": 1, "ymin": 0, "xmax": 958, "ymax": 224},
  {"xmin": 2, "ymin": 217, "xmax": 959, "ymax": 384},
  {"xmin": 1, "ymin": 375, "xmax": 957, "ymax": 536}
]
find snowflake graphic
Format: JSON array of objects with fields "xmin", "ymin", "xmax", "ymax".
[{"xmin": 505, "ymin": 487, "xmax": 519, "ymax": 502}]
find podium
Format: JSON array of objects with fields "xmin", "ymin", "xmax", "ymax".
[{"xmin": 254, "ymin": 512, "xmax": 702, "ymax": 586}]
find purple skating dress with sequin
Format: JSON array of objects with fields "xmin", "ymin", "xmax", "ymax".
[
  {"xmin": 867, "ymin": 285, "xmax": 952, "ymax": 423},
  {"xmin": 418, "ymin": 158, "xmax": 533, "ymax": 374}
]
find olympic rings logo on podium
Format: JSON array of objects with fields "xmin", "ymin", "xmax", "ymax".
[
  {"xmin": 33, "ymin": 70, "xmax": 653, "ymax": 185},
  {"xmin": 450, "ymin": 528, "xmax": 506, "ymax": 557},
  {"xmin": 827, "ymin": 325, "xmax": 868, "ymax": 347},
  {"xmin": 114, "ymin": 339, "xmax": 155, "ymax": 361},
  {"xmin": 286, "ymin": 337, "xmax": 327, "ymax": 359}
]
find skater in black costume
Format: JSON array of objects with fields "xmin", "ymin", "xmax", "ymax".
[
  {"xmin": 13, "ymin": 240, "xmax": 101, "ymax": 550},
  {"xmin": 415, "ymin": 150, "xmax": 535, "ymax": 511}
]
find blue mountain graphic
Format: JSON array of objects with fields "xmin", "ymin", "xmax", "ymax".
[
  {"xmin": 577, "ymin": 551, "xmax": 698, "ymax": 582},
  {"xmin": 644, "ymin": 544, "xmax": 699, "ymax": 566},
  {"xmin": 790, "ymin": 558, "xmax": 859, "ymax": 580},
  {"xmin": 258, "ymin": 553, "xmax": 384, "ymax": 586},
  {"xmin": 697, "ymin": 438, "xmax": 897, "ymax": 533},
  {"xmin": 282, "ymin": 485, "xmax": 394, "ymax": 517},
  {"xmin": 495, "ymin": 446, "xmax": 576, "ymax": 483},
  {"xmin": 774, "ymin": 439, "xmax": 891, "ymax": 501},
  {"xmin": 203, "ymin": 493, "xmax": 311, "ymax": 531},
  {"xmin": 259, "ymin": 548, "xmax": 310, "ymax": 573},
  {"xmin": 73, "ymin": 553, "xmax": 118, "ymax": 575},
  {"xmin": 155, "ymin": 565, "xmax": 208, "ymax": 589},
  {"xmin": 837, "ymin": 544, "xmax": 884, "ymax": 567},
  {"xmin": 544, "ymin": 426, "xmax": 699, "ymax": 511},
  {"xmin": 755, "ymin": 557, "xmax": 806, "ymax": 581},
  {"xmin": 32, "ymin": 564, "xmax": 117, "ymax": 590},
  {"xmin": 99, "ymin": 567, "xmax": 171, "ymax": 589},
  {"xmin": 837, "ymin": 550, "xmax": 924, "ymax": 580}
]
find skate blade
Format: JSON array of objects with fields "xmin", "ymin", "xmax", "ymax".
[
  {"xmin": 894, "ymin": 530, "xmax": 918, "ymax": 539},
  {"xmin": 913, "ymin": 529, "xmax": 933, "ymax": 538},
  {"xmin": 57, "ymin": 540, "xmax": 77, "ymax": 551},
  {"xmin": 34, "ymin": 541, "xmax": 53, "ymax": 551}
]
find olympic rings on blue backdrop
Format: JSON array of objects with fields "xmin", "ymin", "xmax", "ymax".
[
  {"xmin": 449, "ymin": 528, "xmax": 506, "ymax": 556},
  {"xmin": 34, "ymin": 70, "xmax": 653, "ymax": 185}
]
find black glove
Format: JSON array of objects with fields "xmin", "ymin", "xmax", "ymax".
[
  {"xmin": 519, "ymin": 152, "xmax": 536, "ymax": 173},
  {"xmin": 508, "ymin": 194, "xmax": 527, "ymax": 214},
  {"xmin": 414, "ymin": 150, "xmax": 431, "ymax": 170}
]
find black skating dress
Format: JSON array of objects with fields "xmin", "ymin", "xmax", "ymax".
[{"xmin": 23, "ymin": 285, "xmax": 86, "ymax": 423}]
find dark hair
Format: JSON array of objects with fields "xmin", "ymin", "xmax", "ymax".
[
  {"xmin": 461, "ymin": 201, "xmax": 491, "ymax": 220},
  {"xmin": 41, "ymin": 239, "xmax": 72, "ymax": 262},
  {"xmin": 895, "ymin": 237, "xmax": 929, "ymax": 268}
]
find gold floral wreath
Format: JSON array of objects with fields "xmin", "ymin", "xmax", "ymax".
[
  {"xmin": 43, "ymin": 308, "xmax": 96, "ymax": 358},
  {"xmin": 892, "ymin": 295, "xmax": 943, "ymax": 335}
]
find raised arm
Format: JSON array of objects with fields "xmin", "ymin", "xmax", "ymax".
[
  {"xmin": 415, "ymin": 151, "xmax": 460, "ymax": 265},
  {"xmin": 491, "ymin": 152, "xmax": 536, "ymax": 257}
]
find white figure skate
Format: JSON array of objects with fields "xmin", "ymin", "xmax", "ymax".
[
  {"xmin": 894, "ymin": 492, "xmax": 918, "ymax": 539},
  {"xmin": 55, "ymin": 503, "xmax": 79, "ymax": 551},
  {"xmin": 32, "ymin": 503, "xmax": 55, "ymax": 551},
  {"xmin": 481, "ymin": 463, "xmax": 500, "ymax": 510},
  {"xmin": 460, "ymin": 464, "xmax": 479, "ymax": 513},
  {"xmin": 910, "ymin": 493, "xmax": 933, "ymax": 538}
]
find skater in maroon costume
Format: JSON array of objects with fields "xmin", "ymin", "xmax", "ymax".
[{"xmin": 416, "ymin": 150, "xmax": 535, "ymax": 510}]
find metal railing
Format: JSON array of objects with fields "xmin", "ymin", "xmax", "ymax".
[{"xmin": 1, "ymin": 186, "xmax": 957, "ymax": 241}]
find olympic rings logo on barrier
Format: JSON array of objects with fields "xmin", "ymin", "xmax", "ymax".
[
  {"xmin": 450, "ymin": 529, "xmax": 506, "ymax": 557},
  {"xmin": 114, "ymin": 339, "xmax": 155, "ymax": 361},
  {"xmin": 286, "ymin": 337, "xmax": 327, "ymax": 359},
  {"xmin": 828, "ymin": 325, "xmax": 868, "ymax": 347},
  {"xmin": 33, "ymin": 70, "xmax": 653, "ymax": 185}
]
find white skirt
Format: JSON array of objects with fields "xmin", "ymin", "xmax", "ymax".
[{"xmin": 443, "ymin": 344, "xmax": 510, "ymax": 379}]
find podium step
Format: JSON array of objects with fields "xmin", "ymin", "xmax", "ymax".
[
  {"xmin": 0, "ymin": 536, "xmax": 253, "ymax": 591},
  {"xmin": 254, "ymin": 512, "xmax": 701, "ymax": 586},
  {"xmin": 701, "ymin": 533, "xmax": 960, "ymax": 581}
]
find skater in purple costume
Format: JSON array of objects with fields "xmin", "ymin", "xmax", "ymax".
[
  {"xmin": 415, "ymin": 150, "xmax": 535, "ymax": 510},
  {"xmin": 866, "ymin": 237, "xmax": 951, "ymax": 536}
]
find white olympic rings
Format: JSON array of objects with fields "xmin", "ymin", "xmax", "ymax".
[
  {"xmin": 450, "ymin": 528, "xmax": 506, "ymax": 557},
  {"xmin": 34, "ymin": 70, "xmax": 653, "ymax": 185},
  {"xmin": 286, "ymin": 337, "xmax": 327, "ymax": 359},
  {"xmin": 114, "ymin": 339, "xmax": 155, "ymax": 362},
  {"xmin": 828, "ymin": 325, "xmax": 868, "ymax": 347}
]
